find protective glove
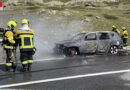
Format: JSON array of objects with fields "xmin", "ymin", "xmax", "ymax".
[{"xmin": 33, "ymin": 47, "xmax": 37, "ymax": 55}]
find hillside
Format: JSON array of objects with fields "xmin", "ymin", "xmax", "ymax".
[
  {"xmin": 1, "ymin": 0, "xmax": 130, "ymax": 45},
  {"xmin": 2, "ymin": 0, "xmax": 128, "ymax": 6}
]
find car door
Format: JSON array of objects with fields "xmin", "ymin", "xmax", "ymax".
[
  {"xmin": 97, "ymin": 32, "xmax": 111, "ymax": 53},
  {"xmin": 80, "ymin": 33, "xmax": 98, "ymax": 53}
]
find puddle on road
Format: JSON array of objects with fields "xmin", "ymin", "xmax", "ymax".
[{"xmin": 120, "ymin": 72, "xmax": 130, "ymax": 81}]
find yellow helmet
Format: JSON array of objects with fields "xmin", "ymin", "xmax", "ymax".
[
  {"xmin": 21, "ymin": 19, "xmax": 29, "ymax": 25},
  {"xmin": 122, "ymin": 27, "xmax": 126, "ymax": 30},
  {"xmin": 112, "ymin": 25, "xmax": 116, "ymax": 28},
  {"xmin": 7, "ymin": 20, "xmax": 17, "ymax": 29}
]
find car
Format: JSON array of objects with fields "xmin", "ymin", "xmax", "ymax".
[{"xmin": 54, "ymin": 31, "xmax": 123, "ymax": 56}]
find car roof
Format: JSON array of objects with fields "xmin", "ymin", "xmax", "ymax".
[{"xmin": 86, "ymin": 31, "xmax": 114, "ymax": 34}]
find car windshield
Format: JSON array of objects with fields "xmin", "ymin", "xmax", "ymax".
[{"xmin": 71, "ymin": 33, "xmax": 86, "ymax": 41}]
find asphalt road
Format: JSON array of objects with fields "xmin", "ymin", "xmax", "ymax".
[{"xmin": 0, "ymin": 55, "xmax": 130, "ymax": 90}]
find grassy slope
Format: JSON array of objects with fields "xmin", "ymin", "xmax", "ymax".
[
  {"xmin": 43, "ymin": 0, "xmax": 71, "ymax": 3},
  {"xmin": 69, "ymin": 8, "xmax": 130, "ymax": 44},
  {"xmin": 42, "ymin": 0, "xmax": 130, "ymax": 44}
]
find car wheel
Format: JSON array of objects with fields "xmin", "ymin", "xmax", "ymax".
[
  {"xmin": 109, "ymin": 46, "xmax": 118, "ymax": 55},
  {"xmin": 65, "ymin": 48, "xmax": 78, "ymax": 57}
]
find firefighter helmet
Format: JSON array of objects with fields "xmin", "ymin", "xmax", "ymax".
[
  {"xmin": 21, "ymin": 19, "xmax": 29, "ymax": 25},
  {"xmin": 7, "ymin": 20, "xmax": 17, "ymax": 29}
]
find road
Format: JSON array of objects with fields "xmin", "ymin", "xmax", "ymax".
[{"xmin": 0, "ymin": 55, "xmax": 130, "ymax": 90}]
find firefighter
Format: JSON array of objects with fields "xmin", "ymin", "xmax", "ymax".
[
  {"xmin": 121, "ymin": 27, "xmax": 128, "ymax": 46},
  {"xmin": 112, "ymin": 25, "xmax": 120, "ymax": 35},
  {"xmin": 16, "ymin": 19, "xmax": 36, "ymax": 72},
  {"xmin": 3, "ymin": 20, "xmax": 17, "ymax": 72}
]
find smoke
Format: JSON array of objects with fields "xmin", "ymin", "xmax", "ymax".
[
  {"xmin": 31, "ymin": 16, "xmax": 85, "ymax": 59},
  {"xmin": 0, "ymin": 11, "xmax": 87, "ymax": 60}
]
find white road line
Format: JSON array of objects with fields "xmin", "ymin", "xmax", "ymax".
[{"xmin": 0, "ymin": 69, "xmax": 130, "ymax": 88}]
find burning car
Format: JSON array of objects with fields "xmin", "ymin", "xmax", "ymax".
[{"xmin": 54, "ymin": 31, "xmax": 123, "ymax": 56}]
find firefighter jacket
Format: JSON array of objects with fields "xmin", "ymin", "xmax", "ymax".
[
  {"xmin": 3, "ymin": 30, "xmax": 15, "ymax": 49},
  {"xmin": 122, "ymin": 30, "xmax": 128, "ymax": 39},
  {"xmin": 16, "ymin": 24, "xmax": 34, "ymax": 52},
  {"xmin": 112, "ymin": 28, "xmax": 120, "ymax": 35}
]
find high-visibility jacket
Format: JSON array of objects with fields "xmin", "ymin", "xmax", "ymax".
[
  {"xmin": 112, "ymin": 28, "xmax": 120, "ymax": 35},
  {"xmin": 3, "ymin": 30, "xmax": 15, "ymax": 49},
  {"xmin": 122, "ymin": 30, "xmax": 128, "ymax": 39},
  {"xmin": 16, "ymin": 25, "xmax": 34, "ymax": 51}
]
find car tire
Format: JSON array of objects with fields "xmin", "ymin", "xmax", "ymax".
[
  {"xmin": 109, "ymin": 46, "xmax": 118, "ymax": 55},
  {"xmin": 65, "ymin": 48, "xmax": 78, "ymax": 57}
]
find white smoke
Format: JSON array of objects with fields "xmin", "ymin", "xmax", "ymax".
[
  {"xmin": 0, "ymin": 11, "xmax": 88, "ymax": 60},
  {"xmin": 31, "ymin": 16, "xmax": 85, "ymax": 59}
]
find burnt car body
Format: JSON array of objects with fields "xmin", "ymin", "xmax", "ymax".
[{"xmin": 54, "ymin": 31, "xmax": 123, "ymax": 56}]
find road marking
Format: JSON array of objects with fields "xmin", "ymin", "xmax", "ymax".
[{"xmin": 0, "ymin": 69, "xmax": 130, "ymax": 88}]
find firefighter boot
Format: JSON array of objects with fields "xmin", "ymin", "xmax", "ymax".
[
  {"xmin": 28, "ymin": 63, "xmax": 32, "ymax": 72},
  {"xmin": 12, "ymin": 62, "xmax": 16, "ymax": 72},
  {"xmin": 22, "ymin": 64, "xmax": 28, "ymax": 72},
  {"xmin": 6, "ymin": 66, "xmax": 11, "ymax": 72}
]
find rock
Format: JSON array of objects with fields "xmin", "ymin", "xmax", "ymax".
[
  {"xmin": 48, "ymin": 10, "xmax": 57, "ymax": 15},
  {"xmin": 83, "ymin": 17, "xmax": 90, "ymax": 22},
  {"xmin": 51, "ymin": 10, "xmax": 57, "ymax": 15},
  {"xmin": 96, "ymin": 16, "xmax": 100, "ymax": 19},
  {"xmin": 4, "ymin": 0, "xmax": 19, "ymax": 6},
  {"xmin": 11, "ymin": 2, "xmax": 18, "ymax": 6},
  {"xmin": 85, "ymin": 3, "xmax": 97, "ymax": 7},
  {"xmin": 85, "ymin": 3, "xmax": 92, "ymax": 7},
  {"xmin": 38, "ymin": 9, "xmax": 46, "ymax": 14},
  {"xmin": 44, "ymin": 1, "xmax": 64, "ymax": 6},
  {"xmin": 32, "ymin": 0, "xmax": 43, "ymax": 4},
  {"xmin": 62, "ymin": 11, "xmax": 70, "ymax": 16}
]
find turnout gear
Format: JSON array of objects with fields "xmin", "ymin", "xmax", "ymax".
[
  {"xmin": 3, "ymin": 20, "xmax": 17, "ymax": 72},
  {"xmin": 16, "ymin": 19, "xmax": 35, "ymax": 72},
  {"xmin": 121, "ymin": 27, "xmax": 128, "ymax": 46},
  {"xmin": 20, "ymin": 51, "xmax": 34, "ymax": 72},
  {"xmin": 5, "ymin": 49, "xmax": 16, "ymax": 72},
  {"xmin": 112, "ymin": 25, "xmax": 120, "ymax": 35}
]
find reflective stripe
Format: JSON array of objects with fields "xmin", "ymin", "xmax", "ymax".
[
  {"xmin": 22, "ymin": 61, "xmax": 28, "ymax": 65},
  {"xmin": 122, "ymin": 30, "xmax": 128, "ymax": 38},
  {"xmin": 19, "ymin": 35, "xmax": 34, "ymax": 49},
  {"xmin": 6, "ymin": 63, "xmax": 12, "ymax": 66},
  {"xmin": 11, "ymin": 52, "xmax": 15, "ymax": 58},
  {"xmin": 28, "ymin": 60, "xmax": 34, "ymax": 63},
  {"xmin": 10, "ymin": 52, "xmax": 15, "ymax": 62},
  {"xmin": 8, "ymin": 37, "xmax": 15, "ymax": 44},
  {"xmin": 4, "ymin": 45, "xmax": 14, "ymax": 49},
  {"xmin": 10, "ymin": 60, "xmax": 14, "ymax": 62},
  {"xmin": 116, "ymin": 29, "xmax": 120, "ymax": 35}
]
